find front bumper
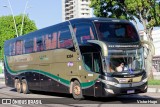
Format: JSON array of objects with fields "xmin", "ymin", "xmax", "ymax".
[{"xmin": 102, "ymin": 82, "xmax": 148, "ymax": 97}]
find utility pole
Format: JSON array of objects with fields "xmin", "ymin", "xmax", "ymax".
[
  {"xmin": 20, "ymin": 0, "xmax": 29, "ymax": 36},
  {"xmin": 4, "ymin": 0, "xmax": 19, "ymax": 37}
]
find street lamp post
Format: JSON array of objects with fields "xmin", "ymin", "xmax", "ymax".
[
  {"xmin": 20, "ymin": 0, "xmax": 29, "ymax": 36},
  {"xmin": 5, "ymin": 0, "xmax": 19, "ymax": 37}
]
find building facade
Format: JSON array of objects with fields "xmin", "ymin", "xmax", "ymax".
[
  {"xmin": 139, "ymin": 29, "xmax": 160, "ymax": 72},
  {"xmin": 152, "ymin": 29, "xmax": 160, "ymax": 72},
  {"xmin": 62, "ymin": 0, "xmax": 92, "ymax": 21},
  {"xmin": 152, "ymin": 29, "xmax": 160, "ymax": 56}
]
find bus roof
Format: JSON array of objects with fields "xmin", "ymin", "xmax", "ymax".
[
  {"xmin": 4, "ymin": 17, "xmax": 129, "ymax": 44},
  {"xmin": 69, "ymin": 17, "xmax": 129, "ymax": 24}
]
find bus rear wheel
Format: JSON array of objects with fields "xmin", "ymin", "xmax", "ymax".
[
  {"xmin": 72, "ymin": 80, "xmax": 84, "ymax": 100},
  {"xmin": 16, "ymin": 79, "xmax": 22, "ymax": 93},
  {"xmin": 22, "ymin": 79, "xmax": 30, "ymax": 94},
  {"xmin": 14, "ymin": 79, "xmax": 18, "ymax": 88}
]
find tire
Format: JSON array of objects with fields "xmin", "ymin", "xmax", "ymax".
[
  {"xmin": 22, "ymin": 79, "xmax": 30, "ymax": 94},
  {"xmin": 16, "ymin": 79, "xmax": 22, "ymax": 93},
  {"xmin": 14, "ymin": 79, "xmax": 18, "ymax": 88},
  {"xmin": 72, "ymin": 80, "xmax": 84, "ymax": 100}
]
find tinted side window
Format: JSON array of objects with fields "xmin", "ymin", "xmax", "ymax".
[
  {"xmin": 15, "ymin": 40, "xmax": 23, "ymax": 55},
  {"xmin": 25, "ymin": 39, "xmax": 33, "ymax": 54},
  {"xmin": 44, "ymin": 32, "xmax": 57, "ymax": 50},
  {"xmin": 9, "ymin": 42, "xmax": 15, "ymax": 56},
  {"xmin": 36, "ymin": 37, "xmax": 44, "ymax": 52},
  {"xmin": 82, "ymin": 53, "xmax": 93, "ymax": 71},
  {"xmin": 74, "ymin": 23, "xmax": 95, "ymax": 44},
  {"xmin": 93, "ymin": 53, "xmax": 102, "ymax": 73},
  {"xmin": 58, "ymin": 26, "xmax": 73, "ymax": 48}
]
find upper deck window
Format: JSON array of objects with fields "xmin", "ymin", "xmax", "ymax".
[
  {"xmin": 58, "ymin": 26, "xmax": 73, "ymax": 48},
  {"xmin": 9, "ymin": 42, "xmax": 15, "ymax": 56},
  {"xmin": 25, "ymin": 39, "xmax": 33, "ymax": 54},
  {"xmin": 94, "ymin": 22, "xmax": 139, "ymax": 43},
  {"xmin": 73, "ymin": 23, "xmax": 95, "ymax": 45},
  {"xmin": 15, "ymin": 40, "xmax": 23, "ymax": 55}
]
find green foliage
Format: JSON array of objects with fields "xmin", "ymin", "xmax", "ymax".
[
  {"xmin": 148, "ymin": 79, "xmax": 160, "ymax": 85},
  {"xmin": 124, "ymin": 0, "xmax": 160, "ymax": 29},
  {"xmin": 0, "ymin": 15, "xmax": 37, "ymax": 60},
  {"xmin": 90, "ymin": 0, "xmax": 160, "ymax": 30},
  {"xmin": 0, "ymin": 66, "xmax": 2, "ymax": 74},
  {"xmin": 90, "ymin": 0, "xmax": 133, "ymax": 20}
]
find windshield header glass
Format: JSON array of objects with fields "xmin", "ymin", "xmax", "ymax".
[{"xmin": 94, "ymin": 22, "xmax": 140, "ymax": 43}]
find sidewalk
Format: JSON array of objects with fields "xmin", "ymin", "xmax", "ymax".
[
  {"xmin": 0, "ymin": 73, "xmax": 4, "ymax": 78},
  {"xmin": 148, "ymin": 85, "xmax": 160, "ymax": 93},
  {"xmin": 0, "ymin": 73, "xmax": 5, "ymax": 84}
]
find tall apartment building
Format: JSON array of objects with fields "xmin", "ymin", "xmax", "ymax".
[{"xmin": 62, "ymin": 0, "xmax": 92, "ymax": 21}]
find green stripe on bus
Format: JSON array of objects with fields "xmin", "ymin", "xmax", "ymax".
[{"xmin": 4, "ymin": 56, "xmax": 96, "ymax": 88}]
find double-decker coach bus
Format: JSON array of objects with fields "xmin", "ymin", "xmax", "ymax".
[{"xmin": 4, "ymin": 18, "xmax": 148, "ymax": 99}]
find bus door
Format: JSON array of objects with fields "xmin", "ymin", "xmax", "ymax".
[
  {"xmin": 82, "ymin": 52, "xmax": 102, "ymax": 97},
  {"xmin": 93, "ymin": 53, "xmax": 103, "ymax": 97}
]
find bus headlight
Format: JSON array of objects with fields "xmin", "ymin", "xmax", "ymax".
[
  {"xmin": 142, "ymin": 78, "xmax": 148, "ymax": 82},
  {"xmin": 101, "ymin": 79, "xmax": 118, "ymax": 86},
  {"xmin": 106, "ymin": 81, "xmax": 117, "ymax": 86},
  {"xmin": 104, "ymin": 88, "xmax": 114, "ymax": 94}
]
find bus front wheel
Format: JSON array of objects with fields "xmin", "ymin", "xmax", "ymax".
[
  {"xmin": 72, "ymin": 80, "xmax": 84, "ymax": 100},
  {"xmin": 16, "ymin": 79, "xmax": 22, "ymax": 93},
  {"xmin": 22, "ymin": 79, "xmax": 30, "ymax": 94}
]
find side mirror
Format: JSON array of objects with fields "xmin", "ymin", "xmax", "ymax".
[
  {"xmin": 143, "ymin": 47, "xmax": 149, "ymax": 59},
  {"xmin": 141, "ymin": 40, "xmax": 155, "ymax": 57},
  {"xmin": 87, "ymin": 40, "xmax": 108, "ymax": 57}
]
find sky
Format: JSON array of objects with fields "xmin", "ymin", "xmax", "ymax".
[
  {"xmin": 0, "ymin": 0, "xmax": 159, "ymax": 31},
  {"xmin": 0, "ymin": 0, "xmax": 62, "ymax": 29}
]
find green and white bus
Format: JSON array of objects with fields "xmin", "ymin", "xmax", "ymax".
[{"xmin": 4, "ymin": 18, "xmax": 148, "ymax": 99}]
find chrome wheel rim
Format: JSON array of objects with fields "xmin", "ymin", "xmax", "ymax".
[{"xmin": 74, "ymin": 85, "xmax": 80, "ymax": 95}]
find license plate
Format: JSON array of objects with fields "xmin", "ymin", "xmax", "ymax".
[{"xmin": 127, "ymin": 90, "xmax": 135, "ymax": 94}]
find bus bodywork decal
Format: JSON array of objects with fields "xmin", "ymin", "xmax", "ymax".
[{"xmin": 4, "ymin": 56, "xmax": 96, "ymax": 89}]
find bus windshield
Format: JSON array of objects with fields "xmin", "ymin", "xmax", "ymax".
[
  {"xmin": 94, "ymin": 22, "xmax": 139, "ymax": 43},
  {"xmin": 104, "ymin": 48, "xmax": 144, "ymax": 73}
]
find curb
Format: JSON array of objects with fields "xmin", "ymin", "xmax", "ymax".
[
  {"xmin": 147, "ymin": 87, "xmax": 160, "ymax": 93},
  {"xmin": 0, "ymin": 77, "xmax": 5, "ymax": 84},
  {"xmin": 0, "ymin": 82, "xmax": 5, "ymax": 84}
]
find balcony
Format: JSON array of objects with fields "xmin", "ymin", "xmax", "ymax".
[
  {"xmin": 69, "ymin": 5, "xmax": 74, "ymax": 9},
  {"xmin": 65, "ymin": 2, "xmax": 70, "ymax": 5},
  {"xmin": 69, "ymin": 0, "xmax": 73, "ymax": 3},
  {"xmin": 65, "ymin": 6, "xmax": 70, "ymax": 9},
  {"xmin": 65, "ymin": 11, "xmax": 70, "ymax": 14},
  {"xmin": 81, "ymin": 9, "xmax": 90, "ymax": 13}
]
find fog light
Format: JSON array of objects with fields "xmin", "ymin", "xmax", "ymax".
[
  {"xmin": 144, "ymin": 85, "xmax": 148, "ymax": 90},
  {"xmin": 142, "ymin": 78, "xmax": 148, "ymax": 82},
  {"xmin": 105, "ymin": 88, "xmax": 114, "ymax": 94}
]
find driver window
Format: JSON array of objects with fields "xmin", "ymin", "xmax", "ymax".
[
  {"xmin": 93, "ymin": 53, "xmax": 102, "ymax": 73},
  {"xmin": 82, "ymin": 53, "xmax": 102, "ymax": 73},
  {"xmin": 82, "ymin": 53, "xmax": 93, "ymax": 71}
]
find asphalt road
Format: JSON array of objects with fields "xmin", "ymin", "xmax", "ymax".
[{"xmin": 0, "ymin": 83, "xmax": 160, "ymax": 107}]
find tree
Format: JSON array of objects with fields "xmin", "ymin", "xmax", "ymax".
[
  {"xmin": 90, "ymin": 0, "xmax": 160, "ymax": 33},
  {"xmin": 0, "ymin": 15, "xmax": 37, "ymax": 60},
  {"xmin": 90, "ymin": 0, "xmax": 160, "ymax": 79}
]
